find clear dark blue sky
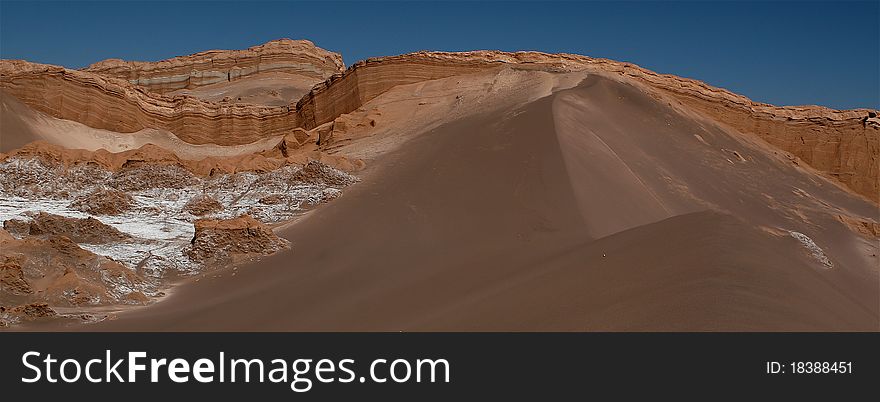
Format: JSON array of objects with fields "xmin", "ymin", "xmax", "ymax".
[{"xmin": 1, "ymin": 1, "xmax": 877, "ymax": 109}]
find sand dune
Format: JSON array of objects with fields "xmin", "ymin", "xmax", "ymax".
[{"xmin": 81, "ymin": 75, "xmax": 878, "ymax": 331}]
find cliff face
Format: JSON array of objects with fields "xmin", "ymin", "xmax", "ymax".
[
  {"xmin": 83, "ymin": 39, "xmax": 344, "ymax": 93},
  {"xmin": 1, "ymin": 43, "xmax": 877, "ymax": 201},
  {"xmin": 295, "ymin": 53, "xmax": 505, "ymax": 129},
  {"xmin": 600, "ymin": 61, "xmax": 879, "ymax": 203},
  {"xmin": 293, "ymin": 50, "xmax": 878, "ymax": 201},
  {"xmin": 667, "ymin": 95, "xmax": 877, "ymax": 202},
  {"xmin": 0, "ymin": 60, "xmax": 296, "ymax": 145}
]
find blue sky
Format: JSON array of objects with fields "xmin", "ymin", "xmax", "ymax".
[{"xmin": 1, "ymin": 1, "xmax": 877, "ymax": 109}]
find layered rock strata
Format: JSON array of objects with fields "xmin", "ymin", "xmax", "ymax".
[
  {"xmin": 187, "ymin": 215, "xmax": 289, "ymax": 262},
  {"xmin": 296, "ymin": 51, "xmax": 879, "ymax": 201},
  {"xmin": 0, "ymin": 62, "xmax": 296, "ymax": 145},
  {"xmin": 83, "ymin": 39, "xmax": 344, "ymax": 93},
  {"xmin": 1, "ymin": 45, "xmax": 877, "ymax": 200}
]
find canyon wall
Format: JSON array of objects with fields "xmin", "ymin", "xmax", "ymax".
[
  {"xmin": 1, "ymin": 44, "xmax": 876, "ymax": 201},
  {"xmin": 0, "ymin": 60, "xmax": 296, "ymax": 145},
  {"xmin": 663, "ymin": 93, "xmax": 877, "ymax": 203},
  {"xmin": 295, "ymin": 52, "xmax": 515, "ymax": 129},
  {"xmin": 294, "ymin": 50, "xmax": 878, "ymax": 201},
  {"xmin": 600, "ymin": 60, "xmax": 879, "ymax": 203},
  {"xmin": 83, "ymin": 39, "xmax": 344, "ymax": 93}
]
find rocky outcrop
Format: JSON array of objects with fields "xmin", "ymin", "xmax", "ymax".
[
  {"xmin": 0, "ymin": 141, "xmax": 360, "ymax": 183},
  {"xmin": 0, "ymin": 153, "xmax": 360, "ymax": 293},
  {"xmin": 837, "ymin": 214, "xmax": 880, "ymax": 239},
  {"xmin": 184, "ymin": 194, "xmax": 224, "ymax": 216},
  {"xmin": 84, "ymin": 39, "xmax": 344, "ymax": 94},
  {"xmin": 298, "ymin": 51, "xmax": 877, "ymax": 201},
  {"xmin": 0, "ymin": 303, "xmax": 57, "ymax": 326},
  {"xmin": 0, "ymin": 255, "xmax": 31, "ymax": 296},
  {"xmin": 69, "ymin": 188, "xmax": 135, "ymax": 215},
  {"xmin": 0, "ymin": 234, "xmax": 149, "ymax": 310},
  {"xmin": 0, "ymin": 38, "xmax": 345, "ymax": 145},
  {"xmin": 0, "ymin": 61, "xmax": 297, "ymax": 145},
  {"xmin": 600, "ymin": 62, "xmax": 879, "ymax": 202},
  {"xmin": 0, "ymin": 141, "xmax": 263, "ymax": 177},
  {"xmin": 2, "ymin": 44, "xmax": 876, "ymax": 200},
  {"xmin": 9, "ymin": 212, "xmax": 129, "ymax": 243},
  {"xmin": 295, "ymin": 52, "xmax": 503, "ymax": 129},
  {"xmin": 258, "ymin": 194, "xmax": 284, "ymax": 205},
  {"xmin": 2, "ymin": 220, "xmax": 29, "ymax": 238},
  {"xmin": 187, "ymin": 215, "xmax": 289, "ymax": 262},
  {"xmin": 259, "ymin": 129, "xmax": 313, "ymax": 158},
  {"xmin": 3, "ymin": 303, "xmax": 56, "ymax": 317},
  {"xmin": 291, "ymin": 160, "xmax": 359, "ymax": 186}
]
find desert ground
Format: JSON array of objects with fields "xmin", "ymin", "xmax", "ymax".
[{"xmin": 1, "ymin": 39, "xmax": 877, "ymax": 331}]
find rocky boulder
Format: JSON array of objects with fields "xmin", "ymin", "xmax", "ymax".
[
  {"xmin": 69, "ymin": 187, "xmax": 135, "ymax": 215},
  {"xmin": 14, "ymin": 212, "xmax": 129, "ymax": 244},
  {"xmin": 188, "ymin": 215, "xmax": 289, "ymax": 262}
]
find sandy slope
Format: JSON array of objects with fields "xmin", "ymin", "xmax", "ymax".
[{"xmin": 82, "ymin": 75, "xmax": 878, "ymax": 331}]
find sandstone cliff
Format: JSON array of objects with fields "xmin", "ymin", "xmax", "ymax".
[
  {"xmin": 595, "ymin": 58, "xmax": 880, "ymax": 203},
  {"xmin": 0, "ymin": 61, "xmax": 297, "ymax": 145},
  {"xmin": 1, "ymin": 43, "xmax": 877, "ymax": 201},
  {"xmin": 293, "ymin": 50, "xmax": 878, "ymax": 201},
  {"xmin": 83, "ymin": 39, "xmax": 344, "ymax": 94}
]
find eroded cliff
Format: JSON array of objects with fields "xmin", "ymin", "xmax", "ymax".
[
  {"xmin": 1, "ymin": 43, "xmax": 877, "ymax": 201},
  {"xmin": 0, "ymin": 60, "xmax": 297, "ymax": 145},
  {"xmin": 83, "ymin": 39, "xmax": 344, "ymax": 94},
  {"xmin": 292, "ymin": 50, "xmax": 878, "ymax": 201}
]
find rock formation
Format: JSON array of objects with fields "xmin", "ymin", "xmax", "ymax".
[
  {"xmin": 184, "ymin": 194, "xmax": 224, "ymax": 216},
  {"xmin": 83, "ymin": 39, "xmax": 344, "ymax": 94},
  {"xmin": 7, "ymin": 212, "xmax": 129, "ymax": 243},
  {"xmin": 2, "ymin": 43, "xmax": 875, "ymax": 200},
  {"xmin": 188, "ymin": 215, "xmax": 289, "ymax": 262},
  {"xmin": 1, "ymin": 38, "xmax": 877, "ymax": 330},
  {"xmin": 0, "ymin": 303, "xmax": 57, "ymax": 327},
  {"xmin": 69, "ymin": 187, "xmax": 135, "ymax": 215},
  {"xmin": 0, "ymin": 140, "xmax": 359, "ymax": 181},
  {"xmin": 291, "ymin": 160, "xmax": 359, "ymax": 186},
  {"xmin": 0, "ymin": 62, "xmax": 297, "ymax": 145},
  {"xmin": 0, "ymin": 233, "xmax": 149, "ymax": 312},
  {"xmin": 2, "ymin": 220, "xmax": 29, "ymax": 238},
  {"xmin": 0, "ymin": 254, "xmax": 31, "ymax": 296},
  {"xmin": 294, "ymin": 50, "xmax": 879, "ymax": 201}
]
